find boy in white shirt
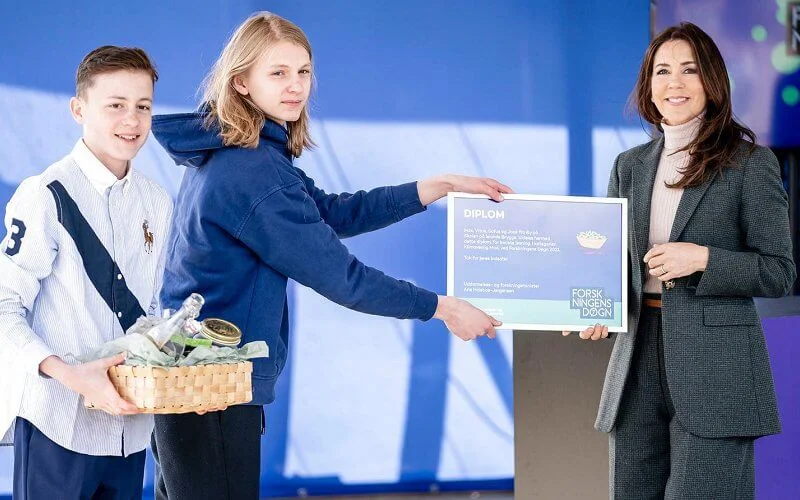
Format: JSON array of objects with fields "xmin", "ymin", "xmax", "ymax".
[{"xmin": 0, "ymin": 45, "xmax": 172, "ymax": 498}]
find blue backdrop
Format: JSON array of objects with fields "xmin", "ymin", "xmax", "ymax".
[{"xmin": 0, "ymin": 1, "xmax": 651, "ymax": 497}]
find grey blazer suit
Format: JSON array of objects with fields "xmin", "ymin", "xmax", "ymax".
[{"xmin": 596, "ymin": 137, "xmax": 796, "ymax": 438}]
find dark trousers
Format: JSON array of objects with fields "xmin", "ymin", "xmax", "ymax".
[
  {"xmin": 13, "ymin": 418, "xmax": 146, "ymax": 500},
  {"xmin": 151, "ymin": 405, "xmax": 264, "ymax": 499},
  {"xmin": 610, "ymin": 306, "xmax": 755, "ymax": 500}
]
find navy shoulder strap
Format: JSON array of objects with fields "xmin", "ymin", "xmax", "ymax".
[{"xmin": 46, "ymin": 180, "xmax": 145, "ymax": 331}]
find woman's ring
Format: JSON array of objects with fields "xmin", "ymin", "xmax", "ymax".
[{"xmin": 659, "ymin": 265, "xmax": 666, "ymax": 275}]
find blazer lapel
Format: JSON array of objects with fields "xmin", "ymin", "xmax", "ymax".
[
  {"xmin": 631, "ymin": 137, "xmax": 663, "ymax": 280},
  {"xmin": 669, "ymin": 172, "xmax": 715, "ymax": 242}
]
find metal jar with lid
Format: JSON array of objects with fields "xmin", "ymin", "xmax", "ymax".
[{"xmin": 197, "ymin": 318, "xmax": 242, "ymax": 347}]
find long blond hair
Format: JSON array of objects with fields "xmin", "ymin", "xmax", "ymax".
[{"xmin": 202, "ymin": 12, "xmax": 315, "ymax": 156}]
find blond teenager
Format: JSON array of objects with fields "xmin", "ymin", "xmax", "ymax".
[{"xmin": 149, "ymin": 11, "xmax": 511, "ymax": 499}]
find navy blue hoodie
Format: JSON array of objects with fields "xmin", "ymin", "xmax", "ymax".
[{"xmin": 152, "ymin": 113, "xmax": 438, "ymax": 405}]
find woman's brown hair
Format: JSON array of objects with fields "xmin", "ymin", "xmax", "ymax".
[
  {"xmin": 201, "ymin": 12, "xmax": 315, "ymax": 157},
  {"xmin": 632, "ymin": 22, "xmax": 756, "ymax": 188}
]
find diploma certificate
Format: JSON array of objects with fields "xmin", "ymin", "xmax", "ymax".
[{"xmin": 447, "ymin": 193, "xmax": 628, "ymax": 332}]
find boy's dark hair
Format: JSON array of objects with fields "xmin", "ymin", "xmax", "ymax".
[{"xmin": 76, "ymin": 46, "xmax": 158, "ymax": 97}]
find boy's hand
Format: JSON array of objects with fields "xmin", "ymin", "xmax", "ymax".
[
  {"xmin": 40, "ymin": 353, "xmax": 140, "ymax": 416},
  {"xmin": 434, "ymin": 295, "xmax": 501, "ymax": 341}
]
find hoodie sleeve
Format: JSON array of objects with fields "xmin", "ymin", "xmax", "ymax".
[
  {"xmin": 235, "ymin": 179, "xmax": 438, "ymax": 321},
  {"xmin": 293, "ymin": 167, "xmax": 426, "ymax": 238}
]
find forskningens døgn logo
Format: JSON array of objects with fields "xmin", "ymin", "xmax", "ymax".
[{"xmin": 570, "ymin": 287, "xmax": 615, "ymax": 320}]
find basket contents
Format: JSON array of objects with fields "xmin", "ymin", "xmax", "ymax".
[
  {"xmin": 78, "ymin": 293, "xmax": 268, "ymax": 413},
  {"xmin": 78, "ymin": 293, "xmax": 268, "ymax": 367}
]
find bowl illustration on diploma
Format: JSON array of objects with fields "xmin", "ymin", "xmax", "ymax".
[{"xmin": 576, "ymin": 230, "xmax": 607, "ymax": 250}]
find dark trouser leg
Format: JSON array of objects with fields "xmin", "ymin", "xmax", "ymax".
[
  {"xmin": 13, "ymin": 418, "xmax": 145, "ymax": 500},
  {"xmin": 610, "ymin": 306, "xmax": 757, "ymax": 500},
  {"xmin": 152, "ymin": 405, "xmax": 263, "ymax": 500},
  {"xmin": 92, "ymin": 451, "xmax": 147, "ymax": 500},
  {"xmin": 665, "ymin": 419, "xmax": 755, "ymax": 500},
  {"xmin": 610, "ymin": 308, "xmax": 671, "ymax": 500}
]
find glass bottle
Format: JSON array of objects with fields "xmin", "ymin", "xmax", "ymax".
[{"xmin": 142, "ymin": 293, "xmax": 205, "ymax": 350}]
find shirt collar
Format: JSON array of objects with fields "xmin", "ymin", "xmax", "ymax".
[{"xmin": 71, "ymin": 139, "xmax": 133, "ymax": 195}]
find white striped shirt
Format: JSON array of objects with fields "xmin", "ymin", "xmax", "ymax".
[{"xmin": 0, "ymin": 139, "xmax": 172, "ymax": 456}]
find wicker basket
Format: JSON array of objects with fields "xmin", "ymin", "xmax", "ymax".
[{"xmin": 89, "ymin": 361, "xmax": 253, "ymax": 414}]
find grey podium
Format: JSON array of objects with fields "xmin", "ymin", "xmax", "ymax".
[{"xmin": 513, "ymin": 331, "xmax": 613, "ymax": 499}]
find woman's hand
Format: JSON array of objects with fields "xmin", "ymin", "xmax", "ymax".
[
  {"xmin": 562, "ymin": 324, "xmax": 609, "ymax": 341},
  {"xmin": 434, "ymin": 295, "xmax": 502, "ymax": 341},
  {"xmin": 417, "ymin": 174, "xmax": 513, "ymax": 206},
  {"xmin": 643, "ymin": 242, "xmax": 709, "ymax": 282}
]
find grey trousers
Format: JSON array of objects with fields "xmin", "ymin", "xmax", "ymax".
[{"xmin": 609, "ymin": 306, "xmax": 755, "ymax": 500}]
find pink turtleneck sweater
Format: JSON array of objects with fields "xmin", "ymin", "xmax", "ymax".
[{"xmin": 644, "ymin": 116, "xmax": 702, "ymax": 294}]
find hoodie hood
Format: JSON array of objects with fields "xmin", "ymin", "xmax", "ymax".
[{"xmin": 151, "ymin": 111, "xmax": 291, "ymax": 168}]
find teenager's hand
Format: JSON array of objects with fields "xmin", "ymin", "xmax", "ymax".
[
  {"xmin": 417, "ymin": 174, "xmax": 513, "ymax": 206},
  {"xmin": 434, "ymin": 295, "xmax": 501, "ymax": 341},
  {"xmin": 40, "ymin": 353, "xmax": 140, "ymax": 416},
  {"xmin": 196, "ymin": 405, "xmax": 228, "ymax": 415},
  {"xmin": 562, "ymin": 324, "xmax": 609, "ymax": 341}
]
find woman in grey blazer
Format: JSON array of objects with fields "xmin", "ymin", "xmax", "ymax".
[{"xmin": 566, "ymin": 23, "xmax": 796, "ymax": 499}]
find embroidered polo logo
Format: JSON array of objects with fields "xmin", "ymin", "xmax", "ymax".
[{"xmin": 142, "ymin": 220, "xmax": 154, "ymax": 254}]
